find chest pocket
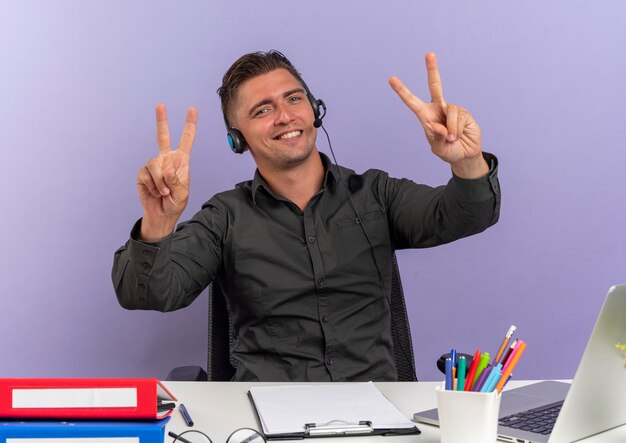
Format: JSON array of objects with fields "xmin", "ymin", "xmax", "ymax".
[{"xmin": 336, "ymin": 209, "xmax": 384, "ymax": 229}]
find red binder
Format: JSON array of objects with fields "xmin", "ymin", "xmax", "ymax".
[{"xmin": 0, "ymin": 378, "xmax": 177, "ymax": 419}]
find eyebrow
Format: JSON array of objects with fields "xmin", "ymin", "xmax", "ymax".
[{"xmin": 248, "ymin": 87, "xmax": 306, "ymax": 117}]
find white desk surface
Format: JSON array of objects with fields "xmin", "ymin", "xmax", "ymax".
[{"xmin": 165, "ymin": 380, "xmax": 626, "ymax": 443}]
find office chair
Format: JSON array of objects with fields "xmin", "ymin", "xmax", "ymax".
[{"xmin": 166, "ymin": 253, "xmax": 417, "ymax": 381}]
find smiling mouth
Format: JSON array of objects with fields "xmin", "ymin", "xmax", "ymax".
[{"xmin": 274, "ymin": 130, "xmax": 302, "ymax": 140}]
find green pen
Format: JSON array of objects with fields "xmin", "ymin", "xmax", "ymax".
[
  {"xmin": 472, "ymin": 352, "xmax": 490, "ymax": 385},
  {"xmin": 457, "ymin": 356, "xmax": 467, "ymax": 391}
]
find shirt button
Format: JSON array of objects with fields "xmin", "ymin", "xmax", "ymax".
[
  {"xmin": 308, "ymin": 236, "xmax": 316, "ymax": 243},
  {"xmin": 318, "ymin": 278, "xmax": 325, "ymax": 287},
  {"xmin": 355, "ymin": 217, "xmax": 361, "ymax": 224},
  {"xmin": 321, "ymin": 315, "xmax": 329, "ymax": 323},
  {"xmin": 142, "ymin": 262, "xmax": 151, "ymax": 271},
  {"xmin": 142, "ymin": 250, "xmax": 153, "ymax": 257},
  {"xmin": 137, "ymin": 283, "xmax": 146, "ymax": 290},
  {"xmin": 326, "ymin": 358, "xmax": 334, "ymax": 366}
]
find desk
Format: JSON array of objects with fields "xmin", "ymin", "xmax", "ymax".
[{"xmin": 165, "ymin": 381, "xmax": 626, "ymax": 442}]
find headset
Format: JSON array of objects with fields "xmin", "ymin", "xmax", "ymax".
[{"xmin": 224, "ymin": 80, "xmax": 326, "ymax": 154}]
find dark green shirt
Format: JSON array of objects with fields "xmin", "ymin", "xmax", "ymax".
[{"xmin": 112, "ymin": 153, "xmax": 500, "ymax": 381}]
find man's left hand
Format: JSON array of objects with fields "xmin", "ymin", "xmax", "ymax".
[{"xmin": 389, "ymin": 52, "xmax": 488, "ymax": 179}]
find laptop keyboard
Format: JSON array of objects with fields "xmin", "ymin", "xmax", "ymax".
[{"xmin": 499, "ymin": 400, "xmax": 564, "ymax": 435}]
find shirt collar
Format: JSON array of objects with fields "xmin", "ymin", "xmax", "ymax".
[{"xmin": 250, "ymin": 152, "xmax": 339, "ymax": 204}]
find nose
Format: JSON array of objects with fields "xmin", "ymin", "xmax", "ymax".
[{"xmin": 274, "ymin": 102, "xmax": 294, "ymax": 125}]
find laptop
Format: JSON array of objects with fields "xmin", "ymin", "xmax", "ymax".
[{"xmin": 414, "ymin": 284, "xmax": 626, "ymax": 443}]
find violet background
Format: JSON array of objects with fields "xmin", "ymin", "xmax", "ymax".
[{"xmin": 1, "ymin": 1, "xmax": 625, "ymax": 381}]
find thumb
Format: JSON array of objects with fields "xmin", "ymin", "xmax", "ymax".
[
  {"xmin": 164, "ymin": 168, "xmax": 185, "ymax": 193},
  {"xmin": 430, "ymin": 122, "xmax": 448, "ymax": 143}
]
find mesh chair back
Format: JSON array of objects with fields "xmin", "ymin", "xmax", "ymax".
[{"xmin": 207, "ymin": 253, "xmax": 416, "ymax": 381}]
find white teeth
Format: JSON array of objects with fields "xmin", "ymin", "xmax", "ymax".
[{"xmin": 279, "ymin": 130, "xmax": 301, "ymax": 140}]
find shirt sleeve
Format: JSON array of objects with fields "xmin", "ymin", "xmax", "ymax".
[
  {"xmin": 111, "ymin": 199, "xmax": 226, "ymax": 312},
  {"xmin": 384, "ymin": 152, "xmax": 500, "ymax": 249}
]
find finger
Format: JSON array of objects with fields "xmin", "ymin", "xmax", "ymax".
[
  {"xmin": 145, "ymin": 157, "xmax": 170, "ymax": 196},
  {"xmin": 155, "ymin": 103, "xmax": 171, "ymax": 155},
  {"xmin": 388, "ymin": 76, "xmax": 427, "ymax": 122},
  {"xmin": 446, "ymin": 103, "xmax": 459, "ymax": 142},
  {"xmin": 425, "ymin": 52, "xmax": 445, "ymax": 104},
  {"xmin": 457, "ymin": 107, "xmax": 470, "ymax": 140},
  {"xmin": 430, "ymin": 122, "xmax": 448, "ymax": 143},
  {"xmin": 137, "ymin": 166, "xmax": 162, "ymax": 199},
  {"xmin": 178, "ymin": 106, "xmax": 198, "ymax": 155}
]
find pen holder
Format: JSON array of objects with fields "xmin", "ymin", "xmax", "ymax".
[{"xmin": 435, "ymin": 384, "xmax": 501, "ymax": 443}]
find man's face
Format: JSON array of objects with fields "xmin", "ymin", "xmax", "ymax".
[{"xmin": 230, "ymin": 68, "xmax": 317, "ymax": 171}]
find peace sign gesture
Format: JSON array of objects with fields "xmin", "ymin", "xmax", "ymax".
[
  {"xmin": 136, "ymin": 104, "xmax": 198, "ymax": 241},
  {"xmin": 389, "ymin": 53, "xmax": 488, "ymax": 178}
]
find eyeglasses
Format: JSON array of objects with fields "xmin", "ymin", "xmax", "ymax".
[{"xmin": 169, "ymin": 428, "xmax": 266, "ymax": 443}]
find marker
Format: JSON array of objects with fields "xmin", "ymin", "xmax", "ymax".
[
  {"xmin": 494, "ymin": 325, "xmax": 516, "ymax": 364},
  {"xmin": 480, "ymin": 364, "xmax": 502, "ymax": 392},
  {"xmin": 457, "ymin": 356, "xmax": 467, "ymax": 391},
  {"xmin": 179, "ymin": 403, "xmax": 194, "ymax": 427},
  {"xmin": 483, "ymin": 364, "xmax": 503, "ymax": 392},
  {"xmin": 472, "ymin": 363, "xmax": 492, "ymax": 392},
  {"xmin": 445, "ymin": 357, "xmax": 453, "ymax": 390},
  {"xmin": 450, "ymin": 349, "xmax": 457, "ymax": 368},
  {"xmin": 464, "ymin": 350, "xmax": 481, "ymax": 391},
  {"xmin": 473, "ymin": 352, "xmax": 490, "ymax": 385},
  {"xmin": 168, "ymin": 431, "xmax": 193, "ymax": 443}
]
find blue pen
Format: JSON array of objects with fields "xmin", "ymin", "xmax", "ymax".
[
  {"xmin": 179, "ymin": 403, "xmax": 194, "ymax": 427},
  {"xmin": 445, "ymin": 357, "xmax": 453, "ymax": 390},
  {"xmin": 450, "ymin": 349, "xmax": 457, "ymax": 368},
  {"xmin": 480, "ymin": 364, "xmax": 502, "ymax": 392},
  {"xmin": 486, "ymin": 370, "xmax": 503, "ymax": 393}
]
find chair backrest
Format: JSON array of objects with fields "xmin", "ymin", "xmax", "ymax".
[{"xmin": 207, "ymin": 253, "xmax": 417, "ymax": 381}]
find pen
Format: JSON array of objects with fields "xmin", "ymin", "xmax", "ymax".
[
  {"xmin": 473, "ymin": 352, "xmax": 490, "ymax": 386},
  {"xmin": 502, "ymin": 339, "xmax": 525, "ymax": 374},
  {"xmin": 472, "ymin": 363, "xmax": 492, "ymax": 392},
  {"xmin": 450, "ymin": 348, "xmax": 457, "ymax": 368},
  {"xmin": 482, "ymin": 364, "xmax": 502, "ymax": 392},
  {"xmin": 445, "ymin": 357, "xmax": 453, "ymax": 390},
  {"xmin": 496, "ymin": 341, "xmax": 527, "ymax": 393},
  {"xmin": 456, "ymin": 356, "xmax": 467, "ymax": 391},
  {"xmin": 494, "ymin": 325, "xmax": 516, "ymax": 364},
  {"xmin": 500, "ymin": 339, "xmax": 518, "ymax": 367},
  {"xmin": 168, "ymin": 431, "xmax": 193, "ymax": 443},
  {"xmin": 464, "ymin": 350, "xmax": 481, "ymax": 391},
  {"xmin": 179, "ymin": 403, "xmax": 194, "ymax": 427}
]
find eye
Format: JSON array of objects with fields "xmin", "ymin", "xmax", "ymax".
[
  {"xmin": 288, "ymin": 95, "xmax": 303, "ymax": 103},
  {"xmin": 254, "ymin": 107, "xmax": 270, "ymax": 117}
]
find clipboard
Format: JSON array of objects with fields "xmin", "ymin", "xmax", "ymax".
[{"xmin": 248, "ymin": 383, "xmax": 420, "ymax": 440}]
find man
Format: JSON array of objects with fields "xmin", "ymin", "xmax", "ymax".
[{"xmin": 112, "ymin": 50, "xmax": 500, "ymax": 382}]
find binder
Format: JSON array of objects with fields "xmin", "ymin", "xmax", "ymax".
[
  {"xmin": 0, "ymin": 416, "xmax": 169, "ymax": 442},
  {"xmin": 248, "ymin": 383, "xmax": 420, "ymax": 440},
  {"xmin": 0, "ymin": 379, "xmax": 176, "ymax": 420}
]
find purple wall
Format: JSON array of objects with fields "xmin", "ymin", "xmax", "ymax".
[{"xmin": 1, "ymin": 1, "xmax": 625, "ymax": 381}]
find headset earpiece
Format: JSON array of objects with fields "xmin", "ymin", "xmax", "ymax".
[{"xmin": 224, "ymin": 114, "xmax": 247, "ymax": 154}]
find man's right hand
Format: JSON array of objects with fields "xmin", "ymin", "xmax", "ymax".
[{"xmin": 136, "ymin": 104, "xmax": 198, "ymax": 242}]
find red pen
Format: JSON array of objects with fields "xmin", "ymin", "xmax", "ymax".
[
  {"xmin": 499, "ymin": 339, "xmax": 518, "ymax": 366},
  {"xmin": 464, "ymin": 350, "xmax": 481, "ymax": 391},
  {"xmin": 502, "ymin": 340, "xmax": 525, "ymax": 374}
]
